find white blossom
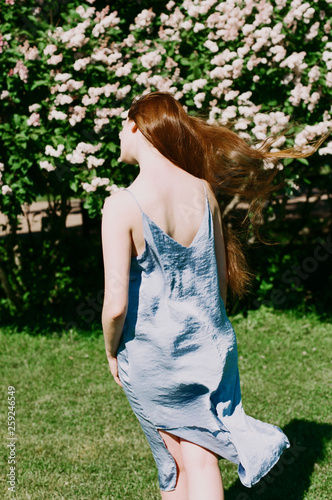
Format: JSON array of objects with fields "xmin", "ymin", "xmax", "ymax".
[
  {"xmin": 87, "ymin": 156, "xmax": 105, "ymax": 169},
  {"xmin": 43, "ymin": 44, "xmax": 57, "ymax": 56},
  {"xmin": 1, "ymin": 185, "xmax": 12, "ymax": 195},
  {"xmin": 47, "ymin": 53, "xmax": 63, "ymax": 65},
  {"xmin": 73, "ymin": 57, "xmax": 91, "ymax": 71},
  {"xmin": 48, "ymin": 109, "xmax": 67, "ymax": 121},
  {"xmin": 27, "ymin": 113, "xmax": 40, "ymax": 127},
  {"xmin": 45, "ymin": 144, "xmax": 65, "ymax": 157},
  {"xmin": 194, "ymin": 92, "xmax": 206, "ymax": 108},
  {"xmin": 140, "ymin": 51, "xmax": 162, "ymax": 69},
  {"xmin": 54, "ymin": 73, "xmax": 72, "ymax": 82},
  {"xmin": 39, "ymin": 160, "xmax": 56, "ymax": 172},
  {"xmin": 204, "ymin": 40, "xmax": 219, "ymax": 53}
]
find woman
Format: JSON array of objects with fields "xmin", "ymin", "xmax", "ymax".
[{"xmin": 101, "ymin": 91, "xmax": 322, "ymax": 499}]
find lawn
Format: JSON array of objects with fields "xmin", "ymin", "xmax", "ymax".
[{"xmin": 0, "ymin": 307, "xmax": 331, "ymax": 499}]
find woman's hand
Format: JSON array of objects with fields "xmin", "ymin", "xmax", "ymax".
[{"xmin": 107, "ymin": 356, "xmax": 123, "ymax": 387}]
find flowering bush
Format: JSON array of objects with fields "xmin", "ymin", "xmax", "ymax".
[{"xmin": 0, "ymin": 0, "xmax": 331, "ymax": 319}]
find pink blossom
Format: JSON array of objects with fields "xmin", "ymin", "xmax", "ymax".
[
  {"xmin": 76, "ymin": 5, "xmax": 96, "ymax": 19},
  {"xmin": 234, "ymin": 118, "xmax": 250, "ymax": 130},
  {"xmin": 25, "ymin": 47, "xmax": 39, "ymax": 60},
  {"xmin": 47, "ymin": 53, "xmax": 63, "ymax": 65},
  {"xmin": 211, "ymin": 49, "xmax": 237, "ymax": 65},
  {"xmin": 280, "ymin": 51, "xmax": 307, "ymax": 73},
  {"xmin": 116, "ymin": 85, "xmax": 132, "ymax": 99},
  {"xmin": 165, "ymin": 57, "xmax": 178, "ymax": 70},
  {"xmin": 180, "ymin": 20, "xmax": 193, "ymax": 30},
  {"xmin": 324, "ymin": 20, "xmax": 331, "ymax": 34},
  {"xmin": 82, "ymin": 182, "xmax": 96, "ymax": 193},
  {"xmin": 54, "ymin": 73, "xmax": 72, "ymax": 82},
  {"xmin": 92, "ymin": 12, "xmax": 120, "ymax": 37},
  {"xmin": 242, "ymin": 24, "xmax": 255, "ymax": 36},
  {"xmin": 270, "ymin": 45, "xmax": 286, "ymax": 63},
  {"xmin": 0, "ymin": 34, "xmax": 9, "ymax": 54},
  {"xmin": 91, "ymin": 177, "xmax": 110, "ymax": 187},
  {"xmin": 48, "ymin": 109, "xmax": 68, "ymax": 121},
  {"xmin": 204, "ymin": 40, "xmax": 219, "ymax": 53},
  {"xmin": 39, "ymin": 161, "xmax": 56, "ymax": 172},
  {"xmin": 238, "ymin": 105, "xmax": 261, "ymax": 118},
  {"xmin": 318, "ymin": 141, "xmax": 332, "ymax": 156},
  {"xmin": 13, "ymin": 60, "xmax": 28, "ymax": 82},
  {"xmin": 27, "ymin": 113, "xmax": 40, "ymax": 127},
  {"xmin": 308, "ymin": 66, "xmax": 321, "ymax": 83},
  {"xmin": 305, "ymin": 21, "xmax": 320, "ymax": 41},
  {"xmin": 192, "ymin": 79, "xmax": 208, "ymax": 92},
  {"xmin": 67, "ymin": 151, "xmax": 85, "ymax": 164},
  {"xmin": 94, "ymin": 118, "xmax": 109, "ymax": 133},
  {"xmin": 45, "ymin": 145, "xmax": 65, "ymax": 157},
  {"xmin": 82, "ymin": 94, "xmax": 99, "ymax": 106},
  {"xmin": 326, "ymin": 72, "xmax": 332, "ymax": 88},
  {"xmin": 308, "ymin": 91, "xmax": 320, "ymax": 112},
  {"xmin": 224, "ymin": 90, "xmax": 240, "ymax": 101},
  {"xmin": 61, "ymin": 20, "xmax": 90, "ymax": 46},
  {"xmin": 69, "ymin": 106, "xmax": 87, "ymax": 126},
  {"xmin": 289, "ymin": 83, "xmax": 311, "ymax": 106},
  {"xmin": 73, "ymin": 57, "xmax": 91, "ymax": 71},
  {"xmin": 1, "ymin": 185, "xmax": 13, "ymax": 195},
  {"xmin": 115, "ymin": 62, "xmax": 133, "ymax": 77},
  {"xmin": 194, "ymin": 92, "xmax": 206, "ymax": 108},
  {"xmin": 123, "ymin": 34, "xmax": 136, "ymax": 47},
  {"xmin": 132, "ymin": 9, "xmax": 156, "ymax": 29},
  {"xmin": 140, "ymin": 51, "xmax": 162, "ymax": 69},
  {"xmin": 54, "ymin": 94, "xmax": 73, "ymax": 106},
  {"xmin": 44, "ymin": 44, "xmax": 58, "ymax": 56},
  {"xmin": 148, "ymin": 75, "xmax": 175, "ymax": 92},
  {"xmin": 275, "ymin": 0, "xmax": 287, "ymax": 9},
  {"xmin": 193, "ymin": 23, "xmax": 205, "ymax": 33},
  {"xmin": 87, "ymin": 156, "xmax": 105, "ymax": 169},
  {"xmin": 66, "ymin": 79, "xmax": 84, "ymax": 91},
  {"xmin": 166, "ymin": 0, "xmax": 176, "ymax": 10},
  {"xmin": 103, "ymin": 83, "xmax": 119, "ymax": 97},
  {"xmin": 238, "ymin": 91, "xmax": 252, "ymax": 103},
  {"xmin": 1, "ymin": 90, "xmax": 9, "ymax": 99},
  {"xmin": 237, "ymin": 45, "xmax": 250, "ymax": 59},
  {"xmin": 221, "ymin": 105, "xmax": 237, "ymax": 122}
]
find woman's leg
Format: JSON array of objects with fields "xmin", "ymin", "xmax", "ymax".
[
  {"xmin": 158, "ymin": 430, "xmax": 188, "ymax": 500},
  {"xmin": 180, "ymin": 439, "xmax": 224, "ymax": 500}
]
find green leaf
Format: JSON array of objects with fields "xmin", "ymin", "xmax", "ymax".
[
  {"xmin": 31, "ymin": 80, "xmax": 49, "ymax": 90},
  {"xmin": 283, "ymin": 158, "xmax": 294, "ymax": 166},
  {"xmin": 298, "ymin": 158, "xmax": 309, "ymax": 166}
]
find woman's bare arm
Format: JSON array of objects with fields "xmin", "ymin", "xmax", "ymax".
[{"xmin": 101, "ymin": 192, "xmax": 132, "ymax": 385}]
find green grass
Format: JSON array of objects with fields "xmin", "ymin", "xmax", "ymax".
[{"xmin": 0, "ymin": 308, "xmax": 331, "ymax": 499}]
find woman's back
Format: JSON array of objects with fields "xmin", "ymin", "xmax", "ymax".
[{"xmin": 119, "ymin": 171, "xmax": 228, "ymax": 300}]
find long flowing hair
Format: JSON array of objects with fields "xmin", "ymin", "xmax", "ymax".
[{"xmin": 127, "ymin": 91, "xmax": 328, "ymax": 298}]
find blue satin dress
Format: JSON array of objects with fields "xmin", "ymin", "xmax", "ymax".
[{"xmin": 116, "ymin": 178, "xmax": 290, "ymax": 491}]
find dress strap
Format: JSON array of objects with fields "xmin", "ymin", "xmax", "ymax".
[
  {"xmin": 124, "ymin": 180, "xmax": 206, "ymax": 212},
  {"xmin": 198, "ymin": 178, "xmax": 207, "ymax": 200},
  {"xmin": 123, "ymin": 188, "xmax": 144, "ymax": 213}
]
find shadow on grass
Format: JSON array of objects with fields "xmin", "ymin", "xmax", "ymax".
[{"xmin": 225, "ymin": 419, "xmax": 332, "ymax": 500}]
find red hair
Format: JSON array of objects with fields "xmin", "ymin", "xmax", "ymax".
[{"xmin": 128, "ymin": 91, "xmax": 328, "ymax": 298}]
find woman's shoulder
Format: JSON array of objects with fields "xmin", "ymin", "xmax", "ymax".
[
  {"xmin": 201, "ymin": 178, "xmax": 219, "ymax": 215},
  {"xmin": 102, "ymin": 188, "xmax": 135, "ymax": 222}
]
